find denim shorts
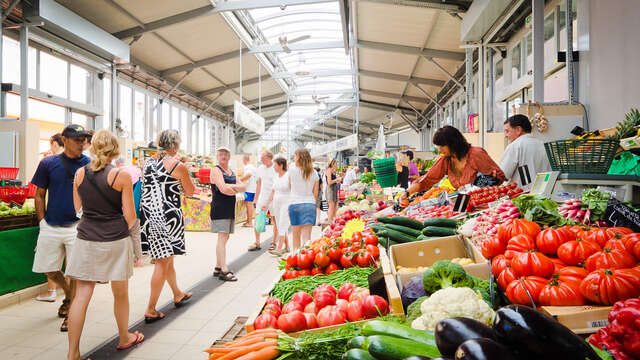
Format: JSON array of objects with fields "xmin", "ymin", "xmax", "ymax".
[
  {"xmin": 244, "ymin": 192, "xmax": 255, "ymax": 202},
  {"xmin": 288, "ymin": 203, "xmax": 316, "ymax": 226}
]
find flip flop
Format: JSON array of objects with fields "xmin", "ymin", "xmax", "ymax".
[
  {"xmin": 247, "ymin": 244, "xmax": 261, "ymax": 251},
  {"xmin": 116, "ymin": 332, "xmax": 145, "ymax": 350},
  {"xmin": 144, "ymin": 311, "xmax": 165, "ymax": 324},
  {"xmin": 241, "ymin": 223, "xmax": 253, "ymax": 228},
  {"xmin": 174, "ymin": 293, "xmax": 193, "ymax": 308},
  {"xmin": 213, "ymin": 267, "xmax": 222, "ymax": 277}
]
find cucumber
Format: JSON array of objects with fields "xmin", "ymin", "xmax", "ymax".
[
  {"xmin": 377, "ymin": 237, "xmax": 389, "ymax": 247},
  {"xmin": 369, "ymin": 223, "xmax": 386, "ymax": 231},
  {"xmin": 362, "ymin": 320, "xmax": 437, "ymax": 347},
  {"xmin": 422, "ymin": 217, "xmax": 458, "ymax": 228},
  {"xmin": 347, "ymin": 336, "xmax": 370, "ymax": 350},
  {"xmin": 343, "ymin": 348, "xmax": 376, "ymax": 360},
  {"xmin": 422, "ymin": 226, "xmax": 458, "ymax": 237},
  {"xmin": 367, "ymin": 335, "xmax": 441, "ymax": 360},
  {"xmin": 383, "ymin": 224, "xmax": 422, "ymax": 237},
  {"xmin": 388, "ymin": 239, "xmax": 399, "ymax": 246},
  {"xmin": 417, "ymin": 234, "xmax": 427, "ymax": 240},
  {"xmin": 376, "ymin": 216, "xmax": 424, "ymax": 230},
  {"xmin": 383, "ymin": 228, "xmax": 418, "ymax": 243}
]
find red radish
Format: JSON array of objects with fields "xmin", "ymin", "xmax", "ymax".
[
  {"xmin": 338, "ymin": 283, "xmax": 357, "ymax": 301},
  {"xmin": 254, "ymin": 313, "xmax": 278, "ymax": 329},
  {"xmin": 346, "ymin": 300, "xmax": 364, "ymax": 321},
  {"xmin": 282, "ymin": 301, "xmax": 303, "ymax": 314},
  {"xmin": 303, "ymin": 302, "xmax": 316, "ymax": 314},
  {"xmin": 361, "ymin": 295, "xmax": 389, "ymax": 318},
  {"xmin": 302, "ymin": 312, "xmax": 318, "ymax": 329},
  {"xmin": 291, "ymin": 291, "xmax": 313, "ymax": 307}
]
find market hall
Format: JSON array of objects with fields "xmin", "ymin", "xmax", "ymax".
[{"xmin": 0, "ymin": 0, "xmax": 639, "ymax": 359}]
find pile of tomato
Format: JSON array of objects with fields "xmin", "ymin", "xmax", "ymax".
[
  {"xmin": 482, "ymin": 218, "xmax": 640, "ymax": 306},
  {"xmin": 283, "ymin": 231, "xmax": 381, "ymax": 280},
  {"xmin": 405, "ymin": 204, "xmax": 462, "ymax": 220},
  {"xmin": 466, "ymin": 183, "xmax": 523, "ymax": 211}
]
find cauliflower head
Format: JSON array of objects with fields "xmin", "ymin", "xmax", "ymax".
[{"xmin": 413, "ymin": 287, "xmax": 494, "ymax": 331}]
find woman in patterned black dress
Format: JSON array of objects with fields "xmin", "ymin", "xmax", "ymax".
[{"xmin": 140, "ymin": 130, "xmax": 196, "ymax": 323}]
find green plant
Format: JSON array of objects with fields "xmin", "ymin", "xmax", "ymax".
[{"xmin": 611, "ymin": 108, "xmax": 640, "ymax": 140}]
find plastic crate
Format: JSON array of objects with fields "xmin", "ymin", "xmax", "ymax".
[
  {"xmin": 0, "ymin": 167, "xmax": 19, "ymax": 180},
  {"xmin": 0, "ymin": 187, "xmax": 28, "ymax": 205},
  {"xmin": 27, "ymin": 183, "xmax": 37, "ymax": 198},
  {"xmin": 375, "ymin": 171, "xmax": 398, "ymax": 188},
  {"xmin": 372, "ymin": 158, "xmax": 396, "ymax": 171},
  {"xmin": 544, "ymin": 139, "xmax": 619, "ymax": 174}
]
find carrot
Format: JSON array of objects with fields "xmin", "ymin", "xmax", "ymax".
[
  {"xmin": 216, "ymin": 340, "xmax": 277, "ymax": 360},
  {"xmin": 234, "ymin": 346, "xmax": 279, "ymax": 360},
  {"xmin": 224, "ymin": 332, "xmax": 278, "ymax": 347},
  {"xmin": 222, "ymin": 336, "xmax": 263, "ymax": 348}
]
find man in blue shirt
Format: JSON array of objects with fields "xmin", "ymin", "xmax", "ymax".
[{"xmin": 31, "ymin": 124, "xmax": 90, "ymax": 332}]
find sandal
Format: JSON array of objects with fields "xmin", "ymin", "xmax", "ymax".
[
  {"xmin": 248, "ymin": 244, "xmax": 261, "ymax": 252},
  {"xmin": 174, "ymin": 293, "xmax": 192, "ymax": 308},
  {"xmin": 219, "ymin": 271, "xmax": 237, "ymax": 282},
  {"xmin": 60, "ymin": 317, "xmax": 68, "ymax": 332},
  {"xmin": 268, "ymin": 242, "xmax": 277, "ymax": 251},
  {"xmin": 144, "ymin": 311, "xmax": 165, "ymax": 324},
  {"xmin": 58, "ymin": 298, "xmax": 70, "ymax": 318},
  {"xmin": 116, "ymin": 331, "xmax": 145, "ymax": 350},
  {"xmin": 213, "ymin": 267, "xmax": 222, "ymax": 277}
]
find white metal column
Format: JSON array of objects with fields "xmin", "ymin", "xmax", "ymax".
[
  {"xmin": 478, "ymin": 45, "xmax": 486, "ymax": 148},
  {"xmin": 465, "ymin": 47, "xmax": 473, "ymax": 132},
  {"xmin": 111, "ymin": 65, "xmax": 117, "ymax": 133},
  {"xmin": 20, "ymin": 25, "xmax": 28, "ymax": 122},
  {"xmin": 532, "ymin": 0, "xmax": 545, "ymax": 102}
]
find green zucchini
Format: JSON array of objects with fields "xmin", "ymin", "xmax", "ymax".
[
  {"xmin": 362, "ymin": 320, "xmax": 437, "ymax": 347},
  {"xmin": 422, "ymin": 217, "xmax": 458, "ymax": 228},
  {"xmin": 421, "ymin": 226, "xmax": 458, "ymax": 237},
  {"xmin": 383, "ymin": 228, "xmax": 418, "ymax": 243},
  {"xmin": 342, "ymin": 348, "xmax": 376, "ymax": 360},
  {"xmin": 388, "ymin": 239, "xmax": 399, "ymax": 246},
  {"xmin": 347, "ymin": 336, "xmax": 370, "ymax": 350},
  {"xmin": 417, "ymin": 234, "xmax": 427, "ymax": 240},
  {"xmin": 382, "ymin": 224, "xmax": 422, "ymax": 237},
  {"xmin": 376, "ymin": 216, "xmax": 424, "ymax": 230},
  {"xmin": 377, "ymin": 236, "xmax": 388, "ymax": 247},
  {"xmin": 367, "ymin": 335, "xmax": 441, "ymax": 360},
  {"xmin": 369, "ymin": 223, "xmax": 386, "ymax": 231}
]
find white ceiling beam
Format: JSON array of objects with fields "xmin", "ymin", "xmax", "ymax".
[
  {"xmin": 424, "ymin": 56, "xmax": 465, "ymax": 89},
  {"xmin": 338, "ymin": 0, "xmax": 349, "ymax": 55},
  {"xmin": 359, "ymin": 70, "xmax": 445, "ymax": 87},
  {"xmin": 355, "ymin": 40, "xmax": 465, "ymax": 61},
  {"xmin": 198, "ymin": 74, "xmax": 271, "ymax": 97},
  {"xmin": 356, "ymin": 0, "xmax": 464, "ymax": 12},
  {"xmin": 360, "ymin": 89, "xmax": 428, "ymax": 104},
  {"xmin": 289, "ymin": 89, "xmax": 356, "ymax": 96},
  {"xmin": 112, "ymin": 0, "xmax": 336, "ymax": 39},
  {"xmin": 272, "ymin": 69, "xmax": 356, "ymax": 79},
  {"xmin": 249, "ymin": 41, "xmax": 345, "ymax": 53},
  {"xmin": 160, "ymin": 49, "xmax": 247, "ymax": 76}
]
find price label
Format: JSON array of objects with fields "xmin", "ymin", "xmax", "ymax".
[
  {"xmin": 518, "ymin": 165, "xmax": 532, "ymax": 186},
  {"xmin": 453, "ymin": 193, "xmax": 471, "ymax": 213}
]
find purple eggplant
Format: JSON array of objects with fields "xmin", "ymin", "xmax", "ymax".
[
  {"xmin": 435, "ymin": 318, "xmax": 497, "ymax": 358},
  {"xmin": 454, "ymin": 338, "xmax": 516, "ymax": 360}
]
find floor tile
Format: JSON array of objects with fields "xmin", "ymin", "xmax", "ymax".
[
  {"xmin": 145, "ymin": 329, "xmax": 198, "ymax": 345},
  {"xmin": 0, "ymin": 345, "xmax": 43, "ymax": 360},
  {"xmin": 169, "ymin": 344, "xmax": 209, "ymax": 360},
  {"xmin": 123, "ymin": 342, "xmax": 180, "ymax": 360},
  {"xmin": 185, "ymin": 331, "xmax": 225, "ymax": 348}
]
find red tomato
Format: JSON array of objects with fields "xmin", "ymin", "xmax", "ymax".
[
  {"xmin": 282, "ymin": 301, "xmax": 303, "ymax": 314},
  {"xmin": 505, "ymin": 276, "xmax": 548, "ymax": 305},
  {"xmin": 254, "ymin": 313, "xmax": 278, "ymax": 329},
  {"xmin": 584, "ymin": 248, "xmax": 637, "ymax": 272},
  {"xmin": 346, "ymin": 299, "xmax": 364, "ymax": 321},
  {"xmin": 328, "ymin": 247, "xmax": 343, "ymax": 262},
  {"xmin": 297, "ymin": 252, "xmax": 314, "ymax": 269},
  {"xmin": 335, "ymin": 299, "xmax": 349, "ymax": 317},
  {"xmin": 623, "ymin": 233, "xmax": 640, "ymax": 259},
  {"xmin": 605, "ymin": 227, "xmax": 633, "ymax": 238},
  {"xmin": 349, "ymin": 287, "xmax": 370, "ymax": 303},
  {"xmin": 314, "ymin": 291, "xmax": 336, "ymax": 311},
  {"xmin": 584, "ymin": 228, "xmax": 614, "ymax": 248},
  {"xmin": 286, "ymin": 254, "xmax": 298, "ymax": 268},
  {"xmin": 304, "ymin": 302, "xmax": 316, "ymax": 314},
  {"xmin": 366, "ymin": 244, "xmax": 380, "ymax": 260},
  {"xmin": 579, "ymin": 268, "xmax": 640, "ymax": 305},
  {"xmin": 557, "ymin": 238, "xmax": 601, "ymax": 265},
  {"xmin": 549, "ymin": 257, "xmax": 567, "ymax": 273},
  {"xmin": 355, "ymin": 252, "xmax": 374, "ymax": 267},
  {"xmin": 262, "ymin": 304, "xmax": 281, "ymax": 318},
  {"xmin": 313, "ymin": 284, "xmax": 337, "ymax": 298},
  {"xmin": 505, "ymin": 234, "xmax": 536, "ymax": 259},
  {"xmin": 291, "ymin": 291, "xmax": 313, "ymax": 307},
  {"xmin": 481, "ymin": 237, "xmax": 507, "ymax": 259},
  {"xmin": 604, "ymin": 239, "xmax": 628, "ymax": 252},
  {"xmin": 265, "ymin": 297, "xmax": 283, "ymax": 309},
  {"xmin": 277, "ymin": 310, "xmax": 307, "ymax": 333},
  {"xmin": 283, "ymin": 270, "xmax": 298, "ymax": 280},
  {"xmin": 298, "ymin": 269, "xmax": 312, "ymax": 277},
  {"xmin": 361, "ymin": 295, "xmax": 389, "ymax": 318},
  {"xmin": 536, "ymin": 227, "xmax": 575, "ymax": 255},
  {"xmin": 314, "ymin": 252, "xmax": 331, "ymax": 268},
  {"xmin": 568, "ymin": 225, "xmax": 590, "ymax": 239},
  {"xmin": 555, "ymin": 266, "xmax": 589, "ymax": 288},
  {"xmin": 498, "ymin": 219, "xmax": 541, "ymax": 244},
  {"xmin": 339, "ymin": 238, "xmax": 352, "ymax": 249},
  {"xmin": 302, "ymin": 312, "xmax": 318, "ymax": 329},
  {"xmin": 325, "ymin": 263, "xmax": 340, "ymax": 274},
  {"xmin": 497, "ymin": 267, "xmax": 518, "ymax": 291},
  {"xmin": 511, "ymin": 251, "xmax": 555, "ymax": 278},
  {"xmin": 352, "ymin": 232, "xmax": 363, "ymax": 242},
  {"xmin": 340, "ymin": 253, "xmax": 355, "ymax": 268},
  {"xmin": 316, "ymin": 306, "xmax": 346, "ymax": 327},
  {"xmin": 491, "ymin": 255, "xmax": 511, "ymax": 278},
  {"xmin": 364, "ymin": 234, "xmax": 378, "ymax": 246},
  {"xmin": 311, "ymin": 267, "xmax": 324, "ymax": 276},
  {"xmin": 338, "ymin": 283, "xmax": 357, "ymax": 301},
  {"xmin": 538, "ymin": 280, "xmax": 585, "ymax": 306}
]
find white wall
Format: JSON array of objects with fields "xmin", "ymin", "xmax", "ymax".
[
  {"xmin": 579, "ymin": 0, "xmax": 640, "ymax": 130},
  {"xmin": 385, "ymin": 129, "xmax": 421, "ymax": 150}
]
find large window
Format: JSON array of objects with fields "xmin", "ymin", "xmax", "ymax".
[
  {"xmin": 6, "ymin": 93, "xmax": 65, "ymax": 123},
  {"xmin": 495, "ymin": 59, "xmax": 504, "ymax": 90},
  {"xmin": 118, "ymin": 84, "xmax": 132, "ymax": 137},
  {"xmin": 71, "ymin": 112, "xmax": 88, "ymax": 128},
  {"xmin": 511, "ymin": 43, "xmax": 521, "ymax": 80},
  {"xmin": 70, "ymin": 64, "xmax": 90, "ymax": 103},
  {"xmin": 171, "ymin": 106, "xmax": 180, "ymax": 130},
  {"xmin": 151, "ymin": 98, "xmax": 159, "ymax": 141},
  {"xmin": 102, "ymin": 78, "xmax": 111, "ymax": 129},
  {"xmin": 525, "ymin": 33, "xmax": 533, "ymax": 75},
  {"xmin": 162, "ymin": 102, "xmax": 170, "ymax": 131},
  {"xmin": 134, "ymin": 91, "xmax": 145, "ymax": 141},
  {"xmin": 180, "ymin": 110, "xmax": 188, "ymax": 150},
  {"xmin": 2, "ymin": 36, "xmax": 36, "ymax": 88},
  {"xmin": 40, "ymin": 51, "xmax": 68, "ymax": 98},
  {"xmin": 191, "ymin": 115, "xmax": 198, "ymax": 153},
  {"xmin": 205, "ymin": 121, "xmax": 211, "ymax": 156},
  {"xmin": 544, "ymin": 13, "xmax": 555, "ymax": 41},
  {"xmin": 199, "ymin": 118, "xmax": 205, "ymax": 155}
]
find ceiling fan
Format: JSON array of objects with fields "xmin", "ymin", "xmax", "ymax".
[{"xmin": 278, "ymin": 34, "xmax": 311, "ymax": 53}]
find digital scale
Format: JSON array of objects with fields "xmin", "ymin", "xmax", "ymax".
[{"xmin": 531, "ymin": 171, "xmax": 640, "ymax": 204}]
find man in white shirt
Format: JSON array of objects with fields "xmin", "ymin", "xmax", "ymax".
[
  {"xmin": 241, "ymin": 155, "xmax": 257, "ymax": 228},
  {"xmin": 342, "ymin": 166, "xmax": 358, "ymax": 186},
  {"xmin": 251, "ymin": 150, "xmax": 276, "ymax": 251},
  {"xmin": 498, "ymin": 114, "xmax": 551, "ymax": 190}
]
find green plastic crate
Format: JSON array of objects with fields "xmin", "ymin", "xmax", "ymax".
[
  {"xmin": 544, "ymin": 139, "xmax": 619, "ymax": 174},
  {"xmin": 375, "ymin": 171, "xmax": 398, "ymax": 188},
  {"xmin": 372, "ymin": 157, "xmax": 396, "ymax": 170}
]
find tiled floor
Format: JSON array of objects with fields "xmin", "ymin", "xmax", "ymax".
[{"xmin": 0, "ymin": 224, "xmax": 309, "ymax": 360}]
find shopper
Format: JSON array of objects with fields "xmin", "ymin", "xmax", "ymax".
[
  {"xmin": 210, "ymin": 146, "xmax": 246, "ymax": 282},
  {"xmin": 498, "ymin": 114, "xmax": 550, "ymax": 190},
  {"xmin": 31, "ymin": 124, "xmax": 90, "ymax": 332},
  {"xmin": 115, "ymin": 158, "xmax": 143, "ymax": 221},
  {"xmin": 325, "ymin": 159, "xmax": 341, "ymax": 224},
  {"xmin": 252, "ymin": 150, "xmax": 277, "ymax": 252},
  {"xmin": 342, "ymin": 166, "xmax": 358, "ymax": 186},
  {"xmin": 66, "ymin": 130, "xmax": 145, "ymax": 359},
  {"xmin": 405, "ymin": 150, "xmax": 420, "ymax": 183},
  {"xmin": 289, "ymin": 149, "xmax": 319, "ymax": 251},
  {"xmin": 403, "ymin": 126, "xmax": 506, "ymax": 201},
  {"xmin": 240, "ymin": 154, "xmax": 257, "ymax": 228},
  {"xmin": 396, "ymin": 152, "xmax": 410, "ymax": 189},
  {"xmin": 264, "ymin": 157, "xmax": 291, "ymax": 256},
  {"xmin": 140, "ymin": 130, "xmax": 195, "ymax": 323}
]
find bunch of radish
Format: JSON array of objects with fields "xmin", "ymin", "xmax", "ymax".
[
  {"xmin": 558, "ymin": 199, "xmax": 607, "ymax": 226},
  {"xmin": 472, "ymin": 199, "xmax": 520, "ymax": 240}
]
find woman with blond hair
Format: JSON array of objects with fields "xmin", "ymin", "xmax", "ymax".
[
  {"xmin": 288, "ymin": 149, "xmax": 319, "ymax": 250},
  {"xmin": 140, "ymin": 130, "xmax": 195, "ymax": 322},
  {"xmin": 66, "ymin": 129, "xmax": 145, "ymax": 359}
]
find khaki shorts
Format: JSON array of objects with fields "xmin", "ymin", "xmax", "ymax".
[
  {"xmin": 211, "ymin": 219, "xmax": 235, "ymax": 234},
  {"xmin": 66, "ymin": 237, "xmax": 134, "ymax": 282},
  {"xmin": 32, "ymin": 219, "xmax": 77, "ymax": 273}
]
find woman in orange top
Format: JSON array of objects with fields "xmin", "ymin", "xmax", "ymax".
[{"xmin": 403, "ymin": 126, "xmax": 506, "ymax": 200}]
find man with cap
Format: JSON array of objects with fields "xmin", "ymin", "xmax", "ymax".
[{"xmin": 31, "ymin": 124, "xmax": 90, "ymax": 332}]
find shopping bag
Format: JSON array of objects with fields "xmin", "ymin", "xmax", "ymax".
[{"xmin": 255, "ymin": 210, "xmax": 267, "ymax": 233}]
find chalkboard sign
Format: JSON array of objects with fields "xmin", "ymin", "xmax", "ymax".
[
  {"xmin": 367, "ymin": 267, "xmax": 388, "ymax": 301},
  {"xmin": 604, "ymin": 198, "xmax": 640, "ymax": 232}
]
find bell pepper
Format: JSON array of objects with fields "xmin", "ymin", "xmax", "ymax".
[{"xmin": 606, "ymin": 298, "xmax": 640, "ymax": 359}]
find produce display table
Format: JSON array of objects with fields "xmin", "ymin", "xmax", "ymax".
[
  {"xmin": 182, "ymin": 194, "xmax": 247, "ymax": 231},
  {"xmin": 0, "ymin": 226, "xmax": 45, "ymax": 296}
]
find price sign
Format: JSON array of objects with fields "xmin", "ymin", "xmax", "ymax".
[
  {"xmin": 517, "ymin": 165, "xmax": 532, "ymax": 186},
  {"xmin": 453, "ymin": 193, "xmax": 470, "ymax": 213}
]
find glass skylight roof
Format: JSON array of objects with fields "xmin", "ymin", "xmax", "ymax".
[{"xmin": 247, "ymin": 1, "xmax": 356, "ymax": 145}]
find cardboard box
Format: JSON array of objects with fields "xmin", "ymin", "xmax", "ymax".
[
  {"xmin": 389, "ymin": 236, "xmax": 490, "ymax": 290},
  {"xmin": 541, "ymin": 305, "xmax": 612, "ymax": 334}
]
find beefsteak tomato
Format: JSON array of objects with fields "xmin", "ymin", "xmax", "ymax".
[
  {"xmin": 313, "ymin": 284, "xmax": 337, "ymax": 298},
  {"xmin": 282, "ymin": 301, "xmax": 303, "ymax": 314},
  {"xmin": 297, "ymin": 251, "xmax": 314, "ymax": 269},
  {"xmin": 491, "ymin": 255, "xmax": 511, "ymax": 278},
  {"xmin": 623, "ymin": 233, "xmax": 640, "ymax": 260},
  {"xmin": 557, "ymin": 238, "xmax": 601, "ymax": 265},
  {"xmin": 362, "ymin": 295, "xmax": 389, "ymax": 318},
  {"xmin": 584, "ymin": 228, "xmax": 614, "ymax": 248},
  {"xmin": 340, "ymin": 253, "xmax": 355, "ymax": 268},
  {"xmin": 511, "ymin": 250, "xmax": 555, "ymax": 277},
  {"xmin": 328, "ymin": 247, "xmax": 343, "ymax": 263},
  {"xmin": 346, "ymin": 299, "xmax": 364, "ymax": 321},
  {"xmin": 498, "ymin": 218, "xmax": 541, "ymax": 243},
  {"xmin": 254, "ymin": 313, "xmax": 278, "ymax": 329},
  {"xmin": 325, "ymin": 263, "xmax": 340, "ymax": 274},
  {"xmin": 349, "ymin": 287, "xmax": 370, "ymax": 303},
  {"xmin": 497, "ymin": 267, "xmax": 518, "ymax": 291},
  {"xmin": 302, "ymin": 312, "xmax": 318, "ymax": 329},
  {"xmin": 286, "ymin": 254, "xmax": 298, "ymax": 268},
  {"xmin": 584, "ymin": 248, "xmax": 637, "ymax": 272},
  {"xmin": 579, "ymin": 268, "xmax": 640, "ymax": 305},
  {"xmin": 265, "ymin": 297, "xmax": 283, "ymax": 309},
  {"xmin": 604, "ymin": 239, "xmax": 628, "ymax": 252},
  {"xmin": 314, "ymin": 252, "xmax": 331, "ymax": 268},
  {"xmin": 536, "ymin": 227, "xmax": 574, "ymax": 255},
  {"xmin": 555, "ymin": 266, "xmax": 588, "ymax": 288},
  {"xmin": 311, "ymin": 267, "xmax": 324, "ymax": 276},
  {"xmin": 277, "ymin": 310, "xmax": 307, "ymax": 333},
  {"xmin": 505, "ymin": 276, "xmax": 548, "ymax": 305},
  {"xmin": 505, "ymin": 234, "xmax": 536, "ymax": 259},
  {"xmin": 303, "ymin": 302, "xmax": 316, "ymax": 314},
  {"xmin": 550, "ymin": 257, "xmax": 567, "ymax": 273},
  {"xmin": 338, "ymin": 283, "xmax": 357, "ymax": 301},
  {"xmin": 481, "ymin": 236, "xmax": 506, "ymax": 259},
  {"xmin": 314, "ymin": 291, "xmax": 336, "ymax": 311},
  {"xmin": 262, "ymin": 304, "xmax": 281, "ymax": 318},
  {"xmin": 291, "ymin": 291, "xmax": 313, "ymax": 307},
  {"xmin": 316, "ymin": 306, "xmax": 346, "ymax": 327},
  {"xmin": 538, "ymin": 280, "xmax": 585, "ymax": 306}
]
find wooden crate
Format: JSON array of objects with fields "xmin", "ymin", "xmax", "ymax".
[
  {"xmin": 541, "ymin": 305, "xmax": 612, "ymax": 335},
  {"xmin": 212, "ymin": 316, "xmax": 248, "ymax": 346},
  {"xmin": 0, "ymin": 214, "xmax": 38, "ymax": 231},
  {"xmin": 245, "ymin": 295, "xmax": 269, "ymax": 333}
]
